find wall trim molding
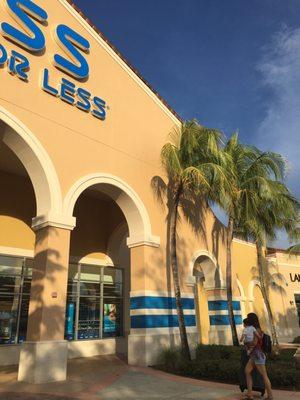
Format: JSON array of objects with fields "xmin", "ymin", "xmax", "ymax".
[
  {"xmin": 63, "ymin": 173, "xmax": 160, "ymax": 249},
  {"xmin": 0, "ymin": 246, "xmax": 34, "ymax": 258}
]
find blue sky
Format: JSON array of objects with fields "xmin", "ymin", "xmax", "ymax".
[{"xmin": 74, "ymin": 0, "xmax": 300, "ymax": 247}]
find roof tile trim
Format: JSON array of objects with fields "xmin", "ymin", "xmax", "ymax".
[{"xmin": 64, "ymin": 0, "xmax": 182, "ymax": 122}]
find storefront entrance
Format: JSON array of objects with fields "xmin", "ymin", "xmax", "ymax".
[{"xmin": 0, "ymin": 255, "xmax": 125, "ymax": 346}]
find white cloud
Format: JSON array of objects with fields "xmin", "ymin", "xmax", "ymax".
[
  {"xmin": 257, "ymin": 27, "xmax": 300, "ymax": 248},
  {"xmin": 257, "ymin": 26, "xmax": 300, "ymax": 197}
]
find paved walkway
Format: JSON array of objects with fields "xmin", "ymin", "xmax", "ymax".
[{"xmin": 0, "ymin": 355, "xmax": 299, "ymax": 400}]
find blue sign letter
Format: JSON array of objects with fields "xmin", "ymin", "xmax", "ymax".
[
  {"xmin": 8, "ymin": 50, "xmax": 29, "ymax": 80},
  {"xmin": 92, "ymin": 96, "xmax": 106, "ymax": 120},
  {"xmin": 0, "ymin": 44, "xmax": 8, "ymax": 66},
  {"xmin": 54, "ymin": 24, "xmax": 90, "ymax": 80},
  {"xmin": 1, "ymin": 0, "xmax": 48, "ymax": 52},
  {"xmin": 42, "ymin": 68, "xmax": 58, "ymax": 96}
]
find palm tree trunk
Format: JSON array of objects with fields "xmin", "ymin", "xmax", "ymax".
[
  {"xmin": 226, "ymin": 216, "xmax": 239, "ymax": 346},
  {"xmin": 169, "ymin": 184, "xmax": 191, "ymax": 360},
  {"xmin": 256, "ymin": 242, "xmax": 279, "ymax": 346}
]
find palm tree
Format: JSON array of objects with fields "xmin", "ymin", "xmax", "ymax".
[
  {"xmin": 219, "ymin": 134, "xmax": 288, "ymax": 346},
  {"xmin": 288, "ymin": 223, "xmax": 300, "ymax": 253},
  {"xmin": 237, "ymin": 179, "xmax": 299, "ymax": 345},
  {"xmin": 289, "ymin": 243, "xmax": 300, "ymax": 252},
  {"xmin": 160, "ymin": 120, "xmax": 226, "ymax": 359}
]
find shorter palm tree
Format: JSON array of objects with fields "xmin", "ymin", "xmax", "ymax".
[
  {"xmin": 218, "ymin": 134, "xmax": 291, "ymax": 346},
  {"xmin": 237, "ymin": 177, "xmax": 300, "ymax": 345},
  {"xmin": 289, "ymin": 244, "xmax": 300, "ymax": 252}
]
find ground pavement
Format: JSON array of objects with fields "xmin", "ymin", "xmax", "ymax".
[{"xmin": 0, "ymin": 355, "xmax": 299, "ymax": 400}]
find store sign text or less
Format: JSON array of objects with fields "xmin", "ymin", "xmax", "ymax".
[{"xmin": 0, "ymin": 0, "xmax": 106, "ymax": 120}]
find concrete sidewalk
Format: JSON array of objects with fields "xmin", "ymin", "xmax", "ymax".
[{"xmin": 0, "ymin": 355, "xmax": 299, "ymax": 400}]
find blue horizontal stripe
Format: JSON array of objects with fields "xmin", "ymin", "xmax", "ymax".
[
  {"xmin": 131, "ymin": 314, "xmax": 196, "ymax": 329},
  {"xmin": 130, "ymin": 296, "xmax": 195, "ymax": 310},
  {"xmin": 208, "ymin": 300, "xmax": 241, "ymax": 311},
  {"xmin": 210, "ymin": 315, "xmax": 243, "ymax": 326}
]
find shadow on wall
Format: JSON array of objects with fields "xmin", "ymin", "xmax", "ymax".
[
  {"xmin": 14, "ymin": 227, "xmax": 91, "ymax": 379},
  {"xmin": 250, "ymin": 262, "xmax": 287, "ymax": 332},
  {"xmin": 276, "ymin": 308, "xmax": 300, "ymax": 342},
  {"xmin": 151, "ymin": 175, "xmax": 208, "ymax": 293},
  {"xmin": 211, "ymin": 217, "xmax": 226, "ymax": 270}
]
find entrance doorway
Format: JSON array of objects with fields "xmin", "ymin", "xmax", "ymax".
[{"xmin": 67, "ymin": 187, "xmax": 130, "ymax": 355}]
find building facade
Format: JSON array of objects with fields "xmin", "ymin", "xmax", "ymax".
[{"xmin": 0, "ymin": 0, "xmax": 299, "ymax": 384}]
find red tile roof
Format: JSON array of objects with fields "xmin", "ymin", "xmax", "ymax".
[
  {"xmin": 266, "ymin": 247, "xmax": 299, "ymax": 255},
  {"xmin": 65, "ymin": 0, "xmax": 182, "ymax": 122}
]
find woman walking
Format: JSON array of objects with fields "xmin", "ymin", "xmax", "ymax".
[{"xmin": 244, "ymin": 312, "xmax": 273, "ymax": 400}]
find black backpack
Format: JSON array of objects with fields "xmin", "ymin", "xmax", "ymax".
[{"xmin": 262, "ymin": 333, "xmax": 272, "ymax": 354}]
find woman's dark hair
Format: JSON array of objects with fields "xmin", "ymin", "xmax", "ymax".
[{"xmin": 247, "ymin": 312, "xmax": 261, "ymax": 329}]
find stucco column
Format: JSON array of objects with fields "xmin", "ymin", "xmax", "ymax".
[
  {"xmin": 127, "ymin": 244, "xmax": 156, "ymax": 366},
  {"xmin": 128, "ymin": 243, "xmax": 197, "ymax": 366},
  {"xmin": 18, "ymin": 224, "xmax": 73, "ymax": 384},
  {"xmin": 206, "ymin": 289, "xmax": 243, "ymax": 345}
]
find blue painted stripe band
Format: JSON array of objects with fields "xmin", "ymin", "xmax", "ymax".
[
  {"xmin": 130, "ymin": 296, "xmax": 195, "ymax": 310},
  {"xmin": 208, "ymin": 300, "xmax": 241, "ymax": 311},
  {"xmin": 210, "ymin": 315, "xmax": 243, "ymax": 326},
  {"xmin": 131, "ymin": 314, "xmax": 196, "ymax": 329}
]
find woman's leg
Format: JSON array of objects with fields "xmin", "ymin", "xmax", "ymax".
[
  {"xmin": 255, "ymin": 364, "xmax": 273, "ymax": 398},
  {"xmin": 245, "ymin": 359, "xmax": 254, "ymax": 398}
]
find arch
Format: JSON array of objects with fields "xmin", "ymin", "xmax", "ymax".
[
  {"xmin": 0, "ymin": 106, "xmax": 64, "ymax": 227},
  {"xmin": 236, "ymin": 278, "xmax": 246, "ymax": 299},
  {"xmin": 236, "ymin": 277, "xmax": 246, "ymax": 318},
  {"xmin": 107, "ymin": 222, "xmax": 129, "ymax": 266},
  {"xmin": 63, "ymin": 173, "xmax": 159, "ymax": 247},
  {"xmin": 248, "ymin": 278, "xmax": 261, "ymax": 301},
  {"xmin": 187, "ymin": 250, "xmax": 224, "ymax": 289},
  {"xmin": 249, "ymin": 280, "xmax": 271, "ymax": 332}
]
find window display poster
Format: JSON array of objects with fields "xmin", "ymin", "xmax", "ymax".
[
  {"xmin": 103, "ymin": 303, "xmax": 116, "ymax": 334},
  {"xmin": 0, "ymin": 311, "xmax": 14, "ymax": 343},
  {"xmin": 66, "ymin": 303, "xmax": 75, "ymax": 339}
]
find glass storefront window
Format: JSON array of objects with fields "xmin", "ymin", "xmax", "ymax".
[
  {"xmin": 0, "ymin": 256, "xmax": 28, "ymax": 344},
  {"xmin": 65, "ymin": 263, "xmax": 78, "ymax": 340},
  {"xmin": 65, "ymin": 264, "xmax": 124, "ymax": 341},
  {"xmin": 0, "ymin": 255, "xmax": 124, "ymax": 345},
  {"xmin": 18, "ymin": 259, "xmax": 33, "ymax": 343},
  {"xmin": 103, "ymin": 267, "xmax": 123, "ymax": 338}
]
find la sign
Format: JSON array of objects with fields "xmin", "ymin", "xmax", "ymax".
[
  {"xmin": 290, "ymin": 273, "xmax": 300, "ymax": 283},
  {"xmin": 0, "ymin": 0, "xmax": 106, "ymax": 120}
]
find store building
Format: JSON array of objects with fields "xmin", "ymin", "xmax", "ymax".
[{"xmin": 0, "ymin": 0, "xmax": 299, "ymax": 384}]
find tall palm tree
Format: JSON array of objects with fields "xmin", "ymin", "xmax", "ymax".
[
  {"xmin": 160, "ymin": 120, "xmax": 226, "ymax": 359},
  {"xmin": 238, "ymin": 180, "xmax": 299, "ymax": 345},
  {"xmin": 219, "ymin": 134, "xmax": 287, "ymax": 346}
]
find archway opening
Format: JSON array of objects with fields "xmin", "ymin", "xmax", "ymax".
[
  {"xmin": 0, "ymin": 123, "xmax": 36, "ymax": 349},
  {"xmin": 66, "ymin": 184, "xmax": 132, "ymax": 358},
  {"xmin": 253, "ymin": 284, "xmax": 270, "ymax": 332},
  {"xmin": 192, "ymin": 254, "xmax": 221, "ymax": 345}
]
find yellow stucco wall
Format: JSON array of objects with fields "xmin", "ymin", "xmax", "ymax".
[{"xmin": 0, "ymin": 170, "xmax": 35, "ymax": 250}]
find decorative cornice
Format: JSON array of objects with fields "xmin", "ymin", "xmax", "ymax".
[
  {"xmin": 126, "ymin": 235, "xmax": 160, "ymax": 249},
  {"xmin": 32, "ymin": 213, "xmax": 76, "ymax": 231}
]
